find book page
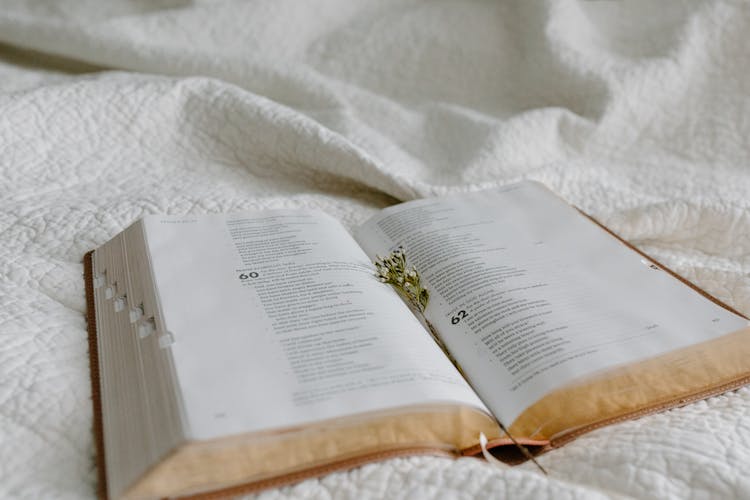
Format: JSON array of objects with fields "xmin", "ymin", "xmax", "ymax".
[
  {"xmin": 354, "ymin": 181, "xmax": 748, "ymax": 426},
  {"xmin": 141, "ymin": 211, "xmax": 488, "ymax": 440}
]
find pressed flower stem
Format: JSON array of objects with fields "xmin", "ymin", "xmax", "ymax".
[
  {"xmin": 373, "ymin": 247, "xmax": 546, "ymax": 475},
  {"xmin": 427, "ymin": 314, "xmax": 545, "ymax": 474},
  {"xmin": 424, "ymin": 318, "xmax": 465, "ymax": 377},
  {"xmin": 495, "ymin": 421, "xmax": 547, "ymax": 475}
]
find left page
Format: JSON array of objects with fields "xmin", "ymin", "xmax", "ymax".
[{"xmin": 141, "ymin": 210, "xmax": 489, "ymax": 440}]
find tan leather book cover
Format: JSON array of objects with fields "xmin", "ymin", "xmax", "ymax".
[{"xmin": 83, "ymin": 212, "xmax": 750, "ymax": 497}]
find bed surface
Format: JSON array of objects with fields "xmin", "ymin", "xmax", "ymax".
[{"xmin": 1, "ymin": 1, "xmax": 749, "ymax": 498}]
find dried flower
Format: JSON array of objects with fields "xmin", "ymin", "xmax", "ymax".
[{"xmin": 373, "ymin": 246, "xmax": 430, "ymax": 313}]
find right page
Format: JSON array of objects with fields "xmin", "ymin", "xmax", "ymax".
[{"xmin": 354, "ymin": 181, "xmax": 749, "ymax": 434}]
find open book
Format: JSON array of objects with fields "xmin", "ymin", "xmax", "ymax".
[{"xmin": 84, "ymin": 181, "xmax": 750, "ymax": 499}]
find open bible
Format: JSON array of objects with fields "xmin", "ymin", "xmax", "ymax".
[{"xmin": 84, "ymin": 181, "xmax": 750, "ymax": 499}]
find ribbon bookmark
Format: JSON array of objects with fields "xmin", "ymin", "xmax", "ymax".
[{"xmin": 479, "ymin": 433, "xmax": 508, "ymax": 468}]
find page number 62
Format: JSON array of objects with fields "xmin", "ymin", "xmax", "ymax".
[{"xmin": 451, "ymin": 310, "xmax": 468, "ymax": 325}]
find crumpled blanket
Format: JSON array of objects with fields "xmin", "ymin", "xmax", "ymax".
[{"xmin": 1, "ymin": 1, "xmax": 749, "ymax": 498}]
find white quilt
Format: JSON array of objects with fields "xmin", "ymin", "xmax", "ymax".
[{"xmin": 1, "ymin": 1, "xmax": 749, "ymax": 498}]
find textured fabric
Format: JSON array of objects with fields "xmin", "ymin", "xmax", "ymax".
[{"xmin": 1, "ymin": 1, "xmax": 749, "ymax": 498}]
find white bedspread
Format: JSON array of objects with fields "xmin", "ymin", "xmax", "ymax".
[{"xmin": 1, "ymin": 1, "xmax": 749, "ymax": 498}]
